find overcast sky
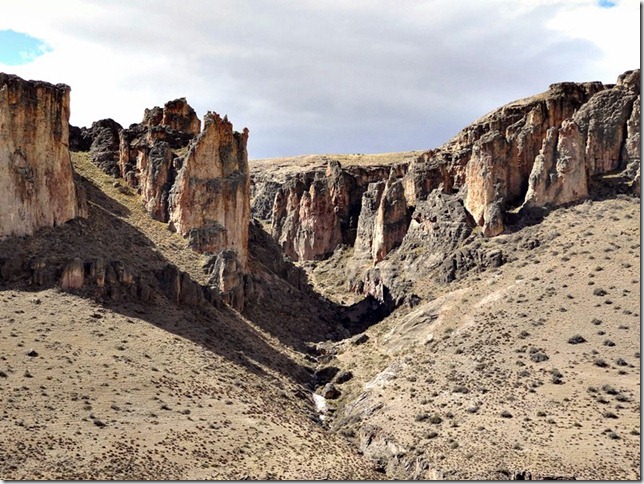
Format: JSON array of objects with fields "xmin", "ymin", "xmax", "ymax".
[{"xmin": 0, "ymin": 0, "xmax": 640, "ymax": 159}]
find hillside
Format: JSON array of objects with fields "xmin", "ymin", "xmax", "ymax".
[
  {"xmin": 0, "ymin": 70, "xmax": 640, "ymax": 480},
  {"xmin": 0, "ymin": 152, "xmax": 377, "ymax": 479}
]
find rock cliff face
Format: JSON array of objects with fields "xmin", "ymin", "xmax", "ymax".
[
  {"xmin": 116, "ymin": 104, "xmax": 251, "ymax": 308},
  {"xmin": 254, "ymin": 69, "xmax": 640, "ymax": 308},
  {"xmin": 118, "ymin": 98, "xmax": 201, "ymax": 222},
  {"xmin": 0, "ymin": 73, "xmax": 85, "ymax": 238},
  {"xmin": 168, "ymin": 112, "xmax": 250, "ymax": 268},
  {"xmin": 449, "ymin": 81, "xmax": 604, "ymax": 235},
  {"xmin": 268, "ymin": 162, "xmax": 392, "ymax": 261},
  {"xmin": 66, "ymin": 96, "xmax": 251, "ymax": 309}
]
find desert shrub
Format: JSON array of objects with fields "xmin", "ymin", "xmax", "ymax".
[
  {"xmin": 530, "ymin": 352, "xmax": 549, "ymax": 363},
  {"xmin": 602, "ymin": 384, "xmax": 619, "ymax": 395},
  {"xmin": 568, "ymin": 334, "xmax": 586, "ymax": 344},
  {"xmin": 594, "ymin": 358, "xmax": 609, "ymax": 368}
]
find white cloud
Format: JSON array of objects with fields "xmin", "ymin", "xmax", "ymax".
[
  {"xmin": 0, "ymin": 0, "xmax": 639, "ymax": 158},
  {"xmin": 546, "ymin": 0, "xmax": 640, "ymax": 80}
]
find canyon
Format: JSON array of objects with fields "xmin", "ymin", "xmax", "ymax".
[{"xmin": 0, "ymin": 70, "xmax": 640, "ymax": 479}]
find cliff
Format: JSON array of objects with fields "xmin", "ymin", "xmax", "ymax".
[
  {"xmin": 118, "ymin": 98, "xmax": 200, "ymax": 222},
  {"xmin": 252, "ymin": 69, "xmax": 640, "ymax": 306},
  {"xmin": 0, "ymin": 73, "xmax": 85, "ymax": 238},
  {"xmin": 168, "ymin": 112, "xmax": 250, "ymax": 269}
]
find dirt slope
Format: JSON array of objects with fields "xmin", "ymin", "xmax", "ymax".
[
  {"xmin": 311, "ymin": 195, "xmax": 641, "ymax": 479},
  {"xmin": 0, "ymin": 154, "xmax": 378, "ymax": 480}
]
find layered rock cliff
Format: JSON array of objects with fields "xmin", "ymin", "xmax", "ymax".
[
  {"xmin": 0, "ymin": 73, "xmax": 85, "ymax": 238},
  {"xmin": 253, "ymin": 69, "xmax": 640, "ymax": 307}
]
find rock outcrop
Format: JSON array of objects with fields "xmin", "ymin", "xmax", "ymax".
[
  {"xmin": 522, "ymin": 120, "xmax": 588, "ymax": 209},
  {"xmin": 0, "ymin": 73, "xmax": 85, "ymax": 239},
  {"xmin": 116, "ymin": 103, "xmax": 251, "ymax": 308},
  {"xmin": 168, "ymin": 112, "xmax": 250, "ymax": 268},
  {"xmin": 452, "ymin": 81, "xmax": 604, "ymax": 235},
  {"xmin": 142, "ymin": 97, "xmax": 200, "ymax": 137},
  {"xmin": 69, "ymin": 119, "xmax": 124, "ymax": 177},
  {"xmin": 371, "ymin": 175, "xmax": 410, "ymax": 263},
  {"xmin": 255, "ymin": 70, "xmax": 639, "ymax": 312},
  {"xmin": 87, "ymin": 119, "xmax": 123, "ymax": 177},
  {"xmin": 118, "ymin": 98, "xmax": 201, "ymax": 222},
  {"xmin": 268, "ymin": 161, "xmax": 394, "ymax": 261}
]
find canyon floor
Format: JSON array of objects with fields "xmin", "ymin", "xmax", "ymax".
[{"xmin": 0, "ymin": 152, "xmax": 640, "ymax": 480}]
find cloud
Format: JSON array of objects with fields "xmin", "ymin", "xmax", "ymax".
[{"xmin": 0, "ymin": 0, "xmax": 639, "ymax": 158}]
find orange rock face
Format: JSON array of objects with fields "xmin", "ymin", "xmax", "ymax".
[
  {"xmin": 168, "ymin": 112, "xmax": 250, "ymax": 269},
  {"xmin": 0, "ymin": 73, "xmax": 84, "ymax": 238}
]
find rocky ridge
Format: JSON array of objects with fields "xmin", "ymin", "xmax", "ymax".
[
  {"xmin": 251, "ymin": 69, "xmax": 640, "ymax": 308},
  {"xmin": 73, "ymin": 97, "xmax": 251, "ymax": 309}
]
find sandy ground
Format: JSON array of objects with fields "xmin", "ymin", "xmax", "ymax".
[{"xmin": 0, "ymin": 288, "xmax": 377, "ymax": 479}]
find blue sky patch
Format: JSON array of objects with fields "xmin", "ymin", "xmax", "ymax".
[
  {"xmin": 598, "ymin": 0, "xmax": 616, "ymax": 8},
  {"xmin": 0, "ymin": 30, "xmax": 51, "ymax": 65}
]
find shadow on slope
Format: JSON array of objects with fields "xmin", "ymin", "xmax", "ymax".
[{"xmin": 0, "ymin": 174, "xmax": 318, "ymax": 385}]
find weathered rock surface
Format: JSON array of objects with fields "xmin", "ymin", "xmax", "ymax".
[
  {"xmin": 357, "ymin": 192, "xmax": 478, "ymax": 305},
  {"xmin": 117, "ymin": 102, "xmax": 251, "ymax": 306},
  {"xmin": 256, "ymin": 70, "xmax": 639, "ymax": 314},
  {"xmin": 118, "ymin": 98, "xmax": 202, "ymax": 222},
  {"xmin": 143, "ymin": 97, "xmax": 200, "ymax": 137},
  {"xmin": 168, "ymin": 112, "xmax": 250, "ymax": 267},
  {"xmin": 69, "ymin": 125, "xmax": 92, "ymax": 152},
  {"xmin": 0, "ymin": 73, "xmax": 85, "ymax": 238},
  {"xmin": 371, "ymin": 175, "xmax": 411, "ymax": 263},
  {"xmin": 87, "ymin": 119, "xmax": 123, "ymax": 177},
  {"xmin": 573, "ymin": 69, "xmax": 639, "ymax": 177},
  {"xmin": 353, "ymin": 181, "xmax": 386, "ymax": 260},
  {"xmin": 268, "ymin": 161, "xmax": 395, "ymax": 261},
  {"xmin": 454, "ymin": 81, "xmax": 605, "ymax": 235},
  {"xmin": 255, "ymin": 70, "xmax": 640, "ymax": 263},
  {"xmin": 522, "ymin": 120, "xmax": 588, "ymax": 209}
]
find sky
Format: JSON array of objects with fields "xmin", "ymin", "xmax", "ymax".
[{"xmin": 0, "ymin": 0, "xmax": 640, "ymax": 159}]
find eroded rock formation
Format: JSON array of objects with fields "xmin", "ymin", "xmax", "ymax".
[
  {"xmin": 255, "ymin": 69, "xmax": 640, "ymax": 309},
  {"xmin": 118, "ymin": 98, "xmax": 201, "ymax": 222},
  {"xmin": 0, "ymin": 73, "xmax": 85, "ymax": 238},
  {"xmin": 168, "ymin": 112, "xmax": 250, "ymax": 268},
  {"xmin": 116, "ymin": 102, "xmax": 251, "ymax": 308},
  {"xmin": 522, "ymin": 120, "xmax": 588, "ymax": 209},
  {"xmin": 268, "ymin": 161, "xmax": 393, "ymax": 261}
]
